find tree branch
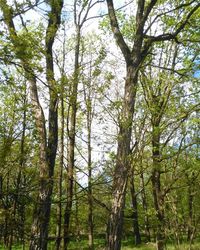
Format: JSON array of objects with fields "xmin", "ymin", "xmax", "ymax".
[
  {"xmin": 106, "ymin": 0, "xmax": 132, "ymax": 65},
  {"xmin": 144, "ymin": 0, "xmax": 197, "ymax": 34}
]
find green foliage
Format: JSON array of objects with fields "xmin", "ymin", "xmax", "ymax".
[{"xmin": 99, "ymin": 10, "xmax": 135, "ymax": 42}]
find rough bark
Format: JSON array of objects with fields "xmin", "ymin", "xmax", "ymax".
[
  {"xmin": 30, "ymin": 1, "xmax": 63, "ymax": 248},
  {"xmin": 106, "ymin": 0, "xmax": 149, "ymax": 248},
  {"xmin": 107, "ymin": 65, "xmax": 139, "ymax": 250},
  {"xmin": 28, "ymin": 70, "xmax": 50, "ymax": 250}
]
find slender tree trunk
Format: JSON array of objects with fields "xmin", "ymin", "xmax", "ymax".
[
  {"xmin": 85, "ymin": 89, "xmax": 94, "ymax": 250},
  {"xmin": 140, "ymin": 171, "xmax": 151, "ymax": 242},
  {"xmin": 4, "ymin": 173, "xmax": 10, "ymax": 248},
  {"xmin": 187, "ymin": 186, "xmax": 192, "ymax": 241},
  {"xmin": 88, "ymin": 177, "xmax": 94, "ymax": 250},
  {"xmin": 63, "ymin": 26, "xmax": 81, "ymax": 250},
  {"xmin": 130, "ymin": 173, "xmax": 141, "ymax": 245},
  {"xmin": 187, "ymin": 178, "xmax": 194, "ymax": 243},
  {"xmin": 63, "ymin": 2, "xmax": 98, "ymax": 247},
  {"xmin": 74, "ymin": 179, "xmax": 81, "ymax": 241},
  {"xmin": 63, "ymin": 136, "xmax": 75, "ymax": 249},
  {"xmin": 19, "ymin": 201, "xmax": 26, "ymax": 250},
  {"xmin": 151, "ymin": 125, "xmax": 165, "ymax": 250},
  {"xmin": 0, "ymin": 176, "xmax": 2, "ymax": 200},
  {"xmin": 56, "ymin": 95, "xmax": 64, "ymax": 250}
]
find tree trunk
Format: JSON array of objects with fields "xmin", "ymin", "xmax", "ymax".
[
  {"xmin": 187, "ymin": 176, "xmax": 194, "ymax": 243},
  {"xmin": 140, "ymin": 171, "xmax": 151, "ymax": 242},
  {"xmin": 28, "ymin": 75, "xmax": 51, "ymax": 250},
  {"xmin": 19, "ymin": 199, "xmax": 26, "ymax": 250},
  {"xmin": 105, "ymin": 1, "xmax": 191, "ymax": 246},
  {"xmin": 85, "ymin": 88, "xmax": 94, "ymax": 250},
  {"xmin": 105, "ymin": 0, "xmax": 152, "ymax": 248},
  {"xmin": 130, "ymin": 173, "xmax": 141, "ymax": 245},
  {"xmin": 74, "ymin": 180, "xmax": 81, "ymax": 241},
  {"xmin": 107, "ymin": 66, "xmax": 138, "ymax": 250},
  {"xmin": 30, "ymin": 0, "xmax": 62, "ymax": 248},
  {"xmin": 0, "ymin": 176, "xmax": 2, "ymax": 200},
  {"xmin": 56, "ymin": 94, "xmax": 64, "ymax": 250},
  {"xmin": 29, "ymin": 53, "xmax": 59, "ymax": 250},
  {"xmin": 4, "ymin": 173, "xmax": 10, "ymax": 248},
  {"xmin": 151, "ymin": 125, "xmax": 165, "ymax": 250},
  {"xmin": 63, "ymin": 26, "xmax": 80, "ymax": 250}
]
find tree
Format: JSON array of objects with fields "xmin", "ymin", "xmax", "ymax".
[
  {"xmin": 63, "ymin": 2, "xmax": 104, "ymax": 249},
  {"xmin": 105, "ymin": 0, "xmax": 200, "ymax": 249},
  {"xmin": 0, "ymin": 0, "xmax": 63, "ymax": 249}
]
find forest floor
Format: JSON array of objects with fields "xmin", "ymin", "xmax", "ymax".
[
  {"xmin": 0, "ymin": 244, "xmax": 200, "ymax": 250},
  {"xmin": 1, "ymin": 240, "xmax": 200, "ymax": 250}
]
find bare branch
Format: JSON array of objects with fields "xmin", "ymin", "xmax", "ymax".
[
  {"xmin": 106, "ymin": 0, "xmax": 132, "ymax": 65},
  {"xmin": 85, "ymin": 0, "xmax": 133, "ymax": 22}
]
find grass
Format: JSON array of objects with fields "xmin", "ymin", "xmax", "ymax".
[
  {"xmin": 121, "ymin": 243, "xmax": 200, "ymax": 250},
  {"xmin": 1, "ymin": 240, "xmax": 200, "ymax": 250}
]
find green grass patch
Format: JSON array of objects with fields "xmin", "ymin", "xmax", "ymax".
[
  {"xmin": 1, "ymin": 241, "xmax": 200, "ymax": 250},
  {"xmin": 122, "ymin": 242, "xmax": 200, "ymax": 250}
]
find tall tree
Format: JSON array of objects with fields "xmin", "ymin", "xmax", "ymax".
[
  {"xmin": 63, "ymin": 1, "xmax": 102, "ymax": 248},
  {"xmin": 105, "ymin": 1, "xmax": 200, "ymax": 249},
  {"xmin": 0, "ymin": 0, "xmax": 63, "ymax": 249}
]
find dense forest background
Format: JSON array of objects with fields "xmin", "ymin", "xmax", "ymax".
[{"xmin": 0, "ymin": 0, "xmax": 200, "ymax": 250}]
